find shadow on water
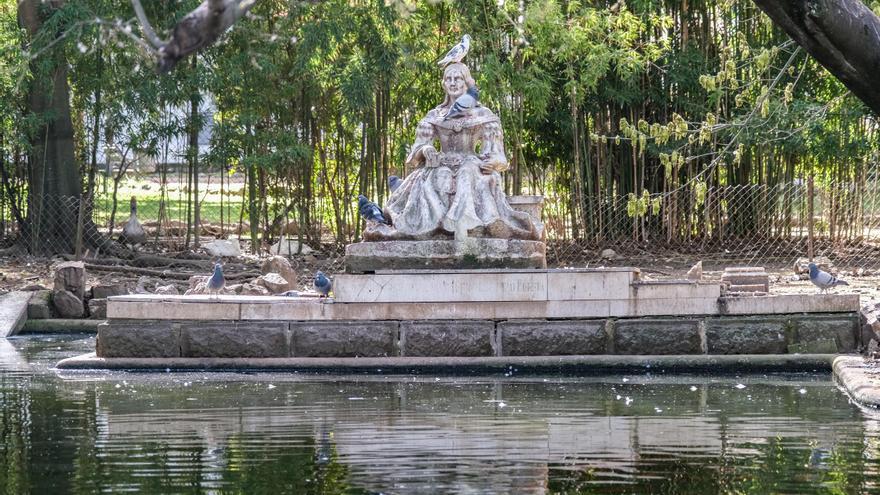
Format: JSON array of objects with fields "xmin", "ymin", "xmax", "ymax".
[{"xmin": 1, "ymin": 335, "xmax": 879, "ymax": 494}]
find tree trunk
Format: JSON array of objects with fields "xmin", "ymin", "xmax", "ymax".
[
  {"xmin": 18, "ymin": 0, "xmax": 82, "ymax": 254},
  {"xmin": 751, "ymin": 0, "xmax": 880, "ymax": 115}
]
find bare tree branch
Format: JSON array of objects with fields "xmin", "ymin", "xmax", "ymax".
[
  {"xmin": 130, "ymin": 0, "xmax": 166, "ymax": 49},
  {"xmin": 157, "ymin": 0, "xmax": 259, "ymax": 73}
]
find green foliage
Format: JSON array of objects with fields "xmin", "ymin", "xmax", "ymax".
[{"xmin": 2, "ymin": 0, "xmax": 878, "ymax": 246}]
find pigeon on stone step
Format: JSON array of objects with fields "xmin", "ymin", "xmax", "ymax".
[
  {"xmin": 206, "ymin": 263, "xmax": 225, "ymax": 298},
  {"xmin": 686, "ymin": 260, "xmax": 702, "ymax": 281},
  {"xmin": 388, "ymin": 175, "xmax": 402, "ymax": 193},
  {"xmin": 314, "ymin": 271, "xmax": 332, "ymax": 298},
  {"xmin": 808, "ymin": 262, "xmax": 848, "ymax": 293},
  {"xmin": 358, "ymin": 195, "xmax": 388, "ymax": 224}
]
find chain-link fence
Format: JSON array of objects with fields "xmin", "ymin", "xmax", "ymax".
[{"xmin": 3, "ymin": 176, "xmax": 880, "ymax": 278}]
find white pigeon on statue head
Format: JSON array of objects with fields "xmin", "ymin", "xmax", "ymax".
[{"xmin": 438, "ymin": 34, "xmax": 471, "ymax": 67}]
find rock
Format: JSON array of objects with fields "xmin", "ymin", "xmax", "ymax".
[
  {"xmin": 238, "ymin": 283, "xmax": 270, "ymax": 296},
  {"xmin": 600, "ymin": 248, "xmax": 620, "ymax": 260},
  {"xmin": 188, "ymin": 275, "xmax": 209, "ymax": 290},
  {"xmin": 91, "ymin": 284, "xmax": 128, "ymax": 300},
  {"xmin": 256, "ymin": 272, "xmax": 289, "ymax": 294},
  {"xmin": 154, "ymin": 284, "xmax": 179, "ymax": 295},
  {"xmin": 721, "ymin": 266, "xmax": 769, "ymax": 293},
  {"xmin": 184, "ymin": 282, "xmax": 206, "ymax": 295},
  {"xmin": 134, "ymin": 276, "xmax": 151, "ymax": 294},
  {"xmin": 88, "ymin": 298, "xmax": 107, "ymax": 319},
  {"xmin": 21, "ymin": 284, "xmax": 48, "ymax": 291},
  {"xmin": 794, "ymin": 256, "xmax": 833, "ymax": 274},
  {"xmin": 686, "ymin": 260, "xmax": 703, "ymax": 281},
  {"xmin": 260, "ymin": 256, "xmax": 298, "ymax": 291},
  {"xmin": 27, "ymin": 290, "xmax": 53, "ymax": 319},
  {"xmin": 270, "ymin": 238, "xmax": 314, "ymax": 256},
  {"xmin": 53, "ymin": 289, "xmax": 84, "ymax": 318},
  {"xmin": 202, "ymin": 239, "xmax": 241, "ymax": 257},
  {"xmin": 53, "ymin": 261, "xmax": 85, "ymax": 300}
]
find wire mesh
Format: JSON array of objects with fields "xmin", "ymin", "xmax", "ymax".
[{"xmin": 2, "ymin": 177, "xmax": 880, "ymax": 277}]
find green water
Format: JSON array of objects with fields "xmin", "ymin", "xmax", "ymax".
[{"xmin": 2, "ymin": 336, "xmax": 879, "ymax": 494}]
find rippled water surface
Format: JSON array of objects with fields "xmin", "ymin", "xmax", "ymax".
[{"xmin": 2, "ymin": 336, "xmax": 880, "ymax": 494}]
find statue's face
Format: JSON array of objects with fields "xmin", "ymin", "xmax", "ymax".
[{"xmin": 443, "ymin": 69, "xmax": 466, "ymax": 99}]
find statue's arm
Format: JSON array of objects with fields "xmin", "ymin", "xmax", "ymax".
[
  {"xmin": 405, "ymin": 119, "xmax": 438, "ymax": 168},
  {"xmin": 478, "ymin": 121, "xmax": 508, "ymax": 172}
]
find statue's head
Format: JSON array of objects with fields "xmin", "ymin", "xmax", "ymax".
[{"xmin": 442, "ymin": 63, "xmax": 475, "ymax": 103}]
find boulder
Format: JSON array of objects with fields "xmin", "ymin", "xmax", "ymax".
[
  {"xmin": 53, "ymin": 261, "xmax": 85, "ymax": 300},
  {"xmin": 260, "ymin": 256, "xmax": 298, "ymax": 291},
  {"xmin": 202, "ymin": 239, "xmax": 242, "ymax": 257},
  {"xmin": 154, "ymin": 284, "xmax": 180, "ymax": 295},
  {"xmin": 256, "ymin": 272, "xmax": 289, "ymax": 294},
  {"xmin": 238, "ymin": 283, "xmax": 270, "ymax": 296},
  {"xmin": 600, "ymin": 248, "xmax": 620, "ymax": 260},
  {"xmin": 91, "ymin": 284, "xmax": 128, "ymax": 300},
  {"xmin": 53, "ymin": 289, "xmax": 84, "ymax": 318},
  {"xmin": 270, "ymin": 238, "xmax": 314, "ymax": 256},
  {"xmin": 188, "ymin": 275, "xmax": 209, "ymax": 290},
  {"xmin": 27, "ymin": 290, "xmax": 53, "ymax": 319},
  {"xmin": 88, "ymin": 298, "xmax": 107, "ymax": 319}
]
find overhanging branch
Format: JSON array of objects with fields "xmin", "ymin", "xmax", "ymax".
[{"xmin": 751, "ymin": 0, "xmax": 880, "ymax": 115}]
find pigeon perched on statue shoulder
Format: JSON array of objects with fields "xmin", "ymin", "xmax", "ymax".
[
  {"xmin": 314, "ymin": 271, "xmax": 332, "ymax": 298},
  {"xmin": 358, "ymin": 195, "xmax": 388, "ymax": 224},
  {"xmin": 808, "ymin": 262, "xmax": 848, "ymax": 293},
  {"xmin": 445, "ymin": 85, "xmax": 479, "ymax": 120}
]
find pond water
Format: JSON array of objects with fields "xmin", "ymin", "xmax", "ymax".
[{"xmin": 2, "ymin": 336, "xmax": 880, "ymax": 494}]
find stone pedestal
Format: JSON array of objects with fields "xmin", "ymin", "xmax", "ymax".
[{"xmin": 344, "ymin": 238, "xmax": 546, "ymax": 273}]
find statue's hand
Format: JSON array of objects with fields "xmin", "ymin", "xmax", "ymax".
[
  {"xmin": 422, "ymin": 147, "xmax": 440, "ymax": 168},
  {"xmin": 478, "ymin": 154, "xmax": 496, "ymax": 174}
]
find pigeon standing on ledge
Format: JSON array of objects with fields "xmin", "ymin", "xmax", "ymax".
[
  {"xmin": 358, "ymin": 195, "xmax": 388, "ymax": 224},
  {"xmin": 808, "ymin": 262, "xmax": 848, "ymax": 293},
  {"xmin": 437, "ymin": 34, "xmax": 471, "ymax": 67},
  {"xmin": 206, "ymin": 263, "xmax": 225, "ymax": 298},
  {"xmin": 314, "ymin": 271, "xmax": 332, "ymax": 298},
  {"xmin": 445, "ymin": 85, "xmax": 480, "ymax": 120}
]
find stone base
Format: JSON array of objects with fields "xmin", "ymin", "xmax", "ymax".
[{"xmin": 344, "ymin": 239, "xmax": 546, "ymax": 273}]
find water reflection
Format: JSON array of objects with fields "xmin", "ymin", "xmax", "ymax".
[{"xmin": 1, "ymin": 336, "xmax": 879, "ymax": 494}]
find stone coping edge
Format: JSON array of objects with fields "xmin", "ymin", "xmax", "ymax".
[
  {"xmin": 832, "ymin": 356, "xmax": 880, "ymax": 408},
  {"xmin": 57, "ymin": 353, "xmax": 838, "ymax": 374},
  {"xmin": 21, "ymin": 319, "xmax": 103, "ymax": 334}
]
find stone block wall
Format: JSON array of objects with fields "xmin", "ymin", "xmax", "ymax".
[{"xmin": 97, "ymin": 313, "xmax": 861, "ymax": 358}]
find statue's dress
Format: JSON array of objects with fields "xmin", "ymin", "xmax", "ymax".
[{"xmin": 365, "ymin": 105, "xmax": 542, "ymax": 241}]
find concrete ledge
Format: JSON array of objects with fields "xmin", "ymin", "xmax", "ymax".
[
  {"xmin": 56, "ymin": 352, "xmax": 838, "ymax": 374},
  {"xmin": 20, "ymin": 319, "xmax": 103, "ymax": 334},
  {"xmin": 833, "ymin": 356, "xmax": 880, "ymax": 409}
]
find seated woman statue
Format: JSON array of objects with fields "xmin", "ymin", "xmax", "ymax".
[{"xmin": 364, "ymin": 62, "xmax": 543, "ymax": 242}]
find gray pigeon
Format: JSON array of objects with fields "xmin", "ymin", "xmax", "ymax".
[
  {"xmin": 437, "ymin": 34, "xmax": 471, "ymax": 67},
  {"xmin": 808, "ymin": 262, "xmax": 848, "ymax": 293},
  {"xmin": 206, "ymin": 263, "xmax": 225, "ymax": 297},
  {"xmin": 314, "ymin": 271, "xmax": 332, "ymax": 298},
  {"xmin": 445, "ymin": 85, "xmax": 480, "ymax": 120},
  {"xmin": 388, "ymin": 175, "xmax": 402, "ymax": 193},
  {"xmin": 358, "ymin": 195, "xmax": 388, "ymax": 224}
]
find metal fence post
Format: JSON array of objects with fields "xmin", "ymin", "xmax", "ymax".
[{"xmin": 807, "ymin": 175, "xmax": 814, "ymax": 260}]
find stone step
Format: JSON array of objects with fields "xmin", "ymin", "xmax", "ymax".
[
  {"xmin": 107, "ymin": 292, "xmax": 857, "ymax": 321},
  {"xmin": 0, "ymin": 291, "xmax": 32, "ymax": 338}
]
